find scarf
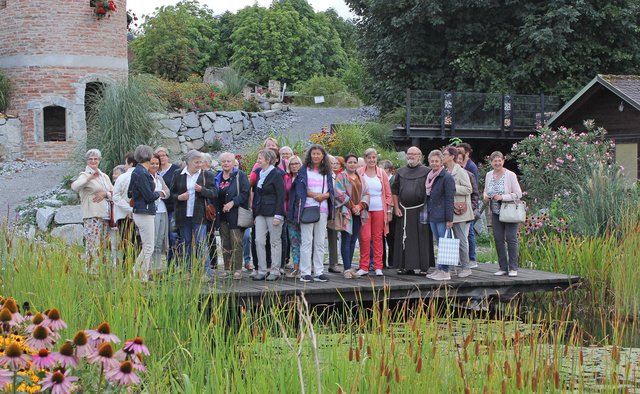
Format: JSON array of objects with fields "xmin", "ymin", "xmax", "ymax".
[
  {"xmin": 425, "ymin": 167, "xmax": 444, "ymax": 196},
  {"xmin": 257, "ymin": 165, "xmax": 275, "ymax": 188}
]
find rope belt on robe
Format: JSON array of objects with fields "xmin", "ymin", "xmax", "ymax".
[{"xmin": 399, "ymin": 202, "xmax": 424, "ymax": 251}]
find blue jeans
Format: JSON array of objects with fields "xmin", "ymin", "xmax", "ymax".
[
  {"xmin": 340, "ymin": 216, "xmax": 362, "ymax": 270},
  {"xmin": 430, "ymin": 222, "xmax": 450, "ymax": 273},
  {"xmin": 468, "ymin": 220, "xmax": 477, "ymax": 261},
  {"xmin": 243, "ymin": 228, "xmax": 251, "ymax": 264},
  {"xmin": 180, "ymin": 217, "xmax": 212, "ymax": 276}
]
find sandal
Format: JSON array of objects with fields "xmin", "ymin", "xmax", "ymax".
[{"xmin": 233, "ymin": 270, "xmax": 243, "ymax": 280}]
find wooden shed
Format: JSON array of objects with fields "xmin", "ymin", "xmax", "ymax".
[{"xmin": 546, "ymin": 75, "xmax": 640, "ymax": 181}]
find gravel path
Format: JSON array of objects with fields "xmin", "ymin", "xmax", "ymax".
[{"xmin": 0, "ymin": 162, "xmax": 73, "ymax": 224}]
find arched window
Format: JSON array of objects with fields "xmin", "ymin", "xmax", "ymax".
[{"xmin": 43, "ymin": 106, "xmax": 67, "ymax": 142}]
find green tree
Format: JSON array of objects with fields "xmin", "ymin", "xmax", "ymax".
[
  {"xmin": 346, "ymin": 0, "xmax": 640, "ymax": 111},
  {"xmin": 132, "ymin": 0, "xmax": 221, "ymax": 81}
]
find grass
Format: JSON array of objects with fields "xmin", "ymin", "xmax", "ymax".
[{"xmin": 2, "ymin": 225, "xmax": 638, "ymax": 392}]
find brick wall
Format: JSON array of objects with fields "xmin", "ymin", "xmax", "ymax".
[{"xmin": 0, "ymin": 0, "xmax": 128, "ymax": 161}]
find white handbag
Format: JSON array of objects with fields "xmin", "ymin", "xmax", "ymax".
[
  {"xmin": 436, "ymin": 229, "xmax": 460, "ymax": 266},
  {"xmin": 499, "ymin": 200, "xmax": 527, "ymax": 223}
]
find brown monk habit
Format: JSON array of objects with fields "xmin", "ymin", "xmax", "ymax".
[{"xmin": 391, "ymin": 164, "xmax": 435, "ymax": 272}]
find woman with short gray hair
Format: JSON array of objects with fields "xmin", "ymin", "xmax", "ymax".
[{"xmin": 71, "ymin": 149, "xmax": 113, "ymax": 268}]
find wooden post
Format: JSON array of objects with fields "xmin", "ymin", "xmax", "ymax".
[{"xmin": 405, "ymin": 88, "xmax": 411, "ymax": 137}]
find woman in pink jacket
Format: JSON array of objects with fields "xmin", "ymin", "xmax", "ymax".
[{"xmin": 355, "ymin": 148, "xmax": 393, "ymax": 276}]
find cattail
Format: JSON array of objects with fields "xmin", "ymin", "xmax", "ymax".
[
  {"xmin": 359, "ymin": 335, "xmax": 364, "ymax": 349},
  {"xmin": 504, "ymin": 361, "xmax": 512, "ymax": 378},
  {"xmin": 391, "ymin": 339, "xmax": 396, "ymax": 354},
  {"xmin": 532, "ymin": 375, "xmax": 538, "ymax": 391},
  {"xmin": 380, "ymin": 358, "xmax": 385, "ymax": 376},
  {"xmin": 579, "ymin": 350, "xmax": 584, "ymax": 366},
  {"xmin": 349, "ymin": 347, "xmax": 353, "ymax": 362},
  {"xmin": 612, "ymin": 371, "xmax": 619, "ymax": 384},
  {"xmin": 367, "ymin": 345, "xmax": 372, "ymax": 358},
  {"xmin": 211, "ymin": 313, "xmax": 217, "ymax": 326},
  {"xmin": 464, "ymin": 348, "xmax": 469, "ymax": 363},
  {"xmin": 386, "ymin": 368, "xmax": 392, "ymax": 382},
  {"xmin": 475, "ymin": 342, "xmax": 481, "ymax": 357},
  {"xmin": 395, "ymin": 366, "xmax": 400, "ymax": 383},
  {"xmin": 516, "ymin": 368, "xmax": 522, "ymax": 389},
  {"xmin": 487, "ymin": 363, "xmax": 493, "ymax": 378},
  {"xmin": 563, "ymin": 343, "xmax": 568, "ymax": 356},
  {"xmin": 338, "ymin": 387, "xmax": 345, "ymax": 394},
  {"xmin": 483, "ymin": 386, "xmax": 489, "ymax": 394},
  {"xmin": 416, "ymin": 357, "xmax": 423, "ymax": 373},
  {"xmin": 356, "ymin": 347, "xmax": 360, "ymax": 362},
  {"xmin": 554, "ymin": 370, "xmax": 560, "ymax": 389},
  {"xmin": 261, "ymin": 330, "xmax": 267, "ymax": 343},
  {"xmin": 464, "ymin": 387, "xmax": 471, "ymax": 394},
  {"xmin": 431, "ymin": 344, "xmax": 437, "ymax": 359},
  {"xmin": 458, "ymin": 360, "xmax": 465, "ymax": 378},
  {"xmin": 612, "ymin": 345, "xmax": 620, "ymax": 364},
  {"xmin": 501, "ymin": 378, "xmax": 507, "ymax": 394},
  {"xmin": 385, "ymin": 385, "xmax": 391, "ymax": 394},
  {"xmin": 409, "ymin": 342, "xmax": 413, "ymax": 357}
]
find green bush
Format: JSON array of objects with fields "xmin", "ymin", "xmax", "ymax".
[
  {"xmin": 293, "ymin": 75, "xmax": 361, "ymax": 107},
  {"xmin": 86, "ymin": 76, "xmax": 165, "ymax": 172},
  {"xmin": 0, "ymin": 70, "xmax": 9, "ymax": 113},
  {"xmin": 221, "ymin": 67, "xmax": 248, "ymax": 97}
]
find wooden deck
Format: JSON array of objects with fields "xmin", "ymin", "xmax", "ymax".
[{"xmin": 206, "ymin": 263, "xmax": 581, "ymax": 305}]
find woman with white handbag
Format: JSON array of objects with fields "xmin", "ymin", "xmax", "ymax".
[{"xmin": 483, "ymin": 151, "xmax": 524, "ymax": 277}]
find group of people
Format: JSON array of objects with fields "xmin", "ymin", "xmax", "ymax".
[{"xmin": 71, "ymin": 138, "xmax": 523, "ymax": 282}]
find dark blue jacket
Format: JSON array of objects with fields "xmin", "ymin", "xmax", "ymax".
[
  {"xmin": 252, "ymin": 167, "xmax": 285, "ymax": 218},
  {"xmin": 129, "ymin": 164, "xmax": 160, "ymax": 215},
  {"xmin": 288, "ymin": 165, "xmax": 335, "ymax": 223},
  {"xmin": 426, "ymin": 169, "xmax": 455, "ymax": 223},
  {"xmin": 160, "ymin": 163, "xmax": 180, "ymax": 213},
  {"xmin": 216, "ymin": 169, "xmax": 250, "ymax": 229}
]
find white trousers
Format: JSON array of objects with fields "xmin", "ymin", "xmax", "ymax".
[
  {"xmin": 133, "ymin": 213, "xmax": 155, "ymax": 280},
  {"xmin": 254, "ymin": 215, "xmax": 283, "ymax": 275},
  {"xmin": 300, "ymin": 213, "xmax": 328, "ymax": 277}
]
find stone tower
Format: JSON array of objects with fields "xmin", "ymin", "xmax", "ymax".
[{"xmin": 0, "ymin": 0, "xmax": 128, "ymax": 161}]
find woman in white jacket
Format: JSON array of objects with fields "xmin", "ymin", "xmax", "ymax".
[{"xmin": 71, "ymin": 149, "xmax": 113, "ymax": 267}]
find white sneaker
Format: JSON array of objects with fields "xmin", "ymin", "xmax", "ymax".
[
  {"xmin": 469, "ymin": 261, "xmax": 479, "ymax": 269},
  {"xmin": 355, "ymin": 269, "xmax": 369, "ymax": 277},
  {"xmin": 375, "ymin": 269, "xmax": 383, "ymax": 276},
  {"xmin": 494, "ymin": 270, "xmax": 507, "ymax": 276},
  {"xmin": 458, "ymin": 269, "xmax": 472, "ymax": 278},
  {"xmin": 431, "ymin": 271, "xmax": 451, "ymax": 281},
  {"xmin": 508, "ymin": 271, "xmax": 518, "ymax": 277},
  {"xmin": 426, "ymin": 270, "xmax": 441, "ymax": 279}
]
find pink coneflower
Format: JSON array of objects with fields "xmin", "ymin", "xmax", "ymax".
[
  {"xmin": 0, "ymin": 369, "xmax": 13, "ymax": 387},
  {"xmin": 72, "ymin": 331, "xmax": 93, "ymax": 358},
  {"xmin": 31, "ymin": 348, "xmax": 56, "ymax": 370},
  {"xmin": 0, "ymin": 307, "xmax": 18, "ymax": 328},
  {"xmin": 43, "ymin": 308, "xmax": 67, "ymax": 331},
  {"xmin": 51, "ymin": 342, "xmax": 79, "ymax": 368},
  {"xmin": 1, "ymin": 298, "xmax": 24, "ymax": 325},
  {"xmin": 87, "ymin": 342, "xmax": 119, "ymax": 370},
  {"xmin": 25, "ymin": 325, "xmax": 56, "ymax": 350},
  {"xmin": 86, "ymin": 322, "xmax": 121, "ymax": 345},
  {"xmin": 40, "ymin": 369, "xmax": 79, "ymax": 394},
  {"xmin": 26, "ymin": 312, "xmax": 47, "ymax": 333},
  {"xmin": 114, "ymin": 346, "xmax": 135, "ymax": 362},
  {"xmin": 123, "ymin": 337, "xmax": 150, "ymax": 356},
  {"xmin": 106, "ymin": 360, "xmax": 141, "ymax": 386},
  {"xmin": 0, "ymin": 342, "xmax": 31, "ymax": 370}
]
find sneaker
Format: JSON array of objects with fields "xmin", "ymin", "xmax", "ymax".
[
  {"xmin": 469, "ymin": 261, "xmax": 479, "ymax": 268},
  {"xmin": 355, "ymin": 269, "xmax": 369, "ymax": 277},
  {"xmin": 300, "ymin": 275, "xmax": 313, "ymax": 282},
  {"xmin": 328, "ymin": 266, "xmax": 344, "ymax": 274},
  {"xmin": 494, "ymin": 270, "xmax": 507, "ymax": 276},
  {"xmin": 508, "ymin": 270, "xmax": 518, "ymax": 277},
  {"xmin": 286, "ymin": 268, "xmax": 300, "ymax": 278},
  {"xmin": 458, "ymin": 269, "xmax": 472, "ymax": 278},
  {"xmin": 252, "ymin": 273, "xmax": 266, "ymax": 281},
  {"xmin": 233, "ymin": 270, "xmax": 243, "ymax": 280},
  {"xmin": 313, "ymin": 274, "xmax": 329, "ymax": 282},
  {"xmin": 426, "ymin": 269, "xmax": 440, "ymax": 279},
  {"xmin": 266, "ymin": 272, "xmax": 281, "ymax": 281},
  {"xmin": 375, "ymin": 269, "xmax": 384, "ymax": 276},
  {"xmin": 431, "ymin": 271, "xmax": 451, "ymax": 281}
]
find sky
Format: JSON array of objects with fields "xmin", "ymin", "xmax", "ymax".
[{"xmin": 128, "ymin": 0, "xmax": 356, "ymax": 20}]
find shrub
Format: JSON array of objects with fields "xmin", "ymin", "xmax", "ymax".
[
  {"xmin": 86, "ymin": 76, "xmax": 165, "ymax": 172},
  {"xmin": 293, "ymin": 75, "xmax": 361, "ymax": 107},
  {"xmin": 511, "ymin": 122, "xmax": 618, "ymax": 213},
  {"xmin": 0, "ymin": 70, "xmax": 9, "ymax": 113},
  {"xmin": 221, "ymin": 67, "xmax": 247, "ymax": 97}
]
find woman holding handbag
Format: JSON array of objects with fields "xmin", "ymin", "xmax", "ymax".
[
  {"xmin": 442, "ymin": 146, "xmax": 474, "ymax": 278},
  {"xmin": 289, "ymin": 144, "xmax": 334, "ymax": 283},
  {"xmin": 216, "ymin": 152, "xmax": 251, "ymax": 280},
  {"xmin": 334, "ymin": 154, "xmax": 370, "ymax": 278},
  {"xmin": 483, "ymin": 151, "xmax": 523, "ymax": 277},
  {"xmin": 285, "ymin": 155, "xmax": 303, "ymax": 278},
  {"xmin": 424, "ymin": 150, "xmax": 456, "ymax": 281}
]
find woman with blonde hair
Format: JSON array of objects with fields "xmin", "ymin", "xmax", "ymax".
[{"xmin": 71, "ymin": 149, "xmax": 113, "ymax": 267}]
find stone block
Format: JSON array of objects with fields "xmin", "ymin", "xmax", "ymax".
[
  {"xmin": 204, "ymin": 112, "xmax": 217, "ymax": 121},
  {"xmin": 203, "ymin": 130, "xmax": 218, "ymax": 145},
  {"xmin": 220, "ymin": 132, "xmax": 233, "ymax": 146},
  {"xmin": 200, "ymin": 115, "xmax": 213, "ymax": 131},
  {"xmin": 36, "ymin": 207, "xmax": 56, "ymax": 231},
  {"xmin": 231, "ymin": 122, "xmax": 244, "ymax": 136},
  {"xmin": 180, "ymin": 143, "xmax": 190, "ymax": 154},
  {"xmin": 158, "ymin": 128, "xmax": 178, "ymax": 139},
  {"xmin": 183, "ymin": 127, "xmax": 203, "ymax": 140},
  {"xmin": 51, "ymin": 224, "xmax": 84, "ymax": 246},
  {"xmin": 160, "ymin": 118, "xmax": 182, "ymax": 132},
  {"xmin": 42, "ymin": 199, "xmax": 63, "ymax": 208},
  {"xmin": 184, "ymin": 139, "xmax": 205, "ymax": 151},
  {"xmin": 213, "ymin": 118, "xmax": 232, "ymax": 133},
  {"xmin": 242, "ymin": 117, "xmax": 251, "ymax": 129},
  {"xmin": 159, "ymin": 138, "xmax": 181, "ymax": 156},
  {"xmin": 271, "ymin": 103, "xmax": 283, "ymax": 111},
  {"xmin": 263, "ymin": 110, "xmax": 277, "ymax": 118},
  {"xmin": 260, "ymin": 101, "xmax": 271, "ymax": 110},
  {"xmin": 54, "ymin": 205, "xmax": 83, "ymax": 225},
  {"xmin": 178, "ymin": 136, "xmax": 186, "ymax": 142},
  {"xmin": 251, "ymin": 116, "xmax": 266, "ymax": 130},
  {"xmin": 149, "ymin": 112, "xmax": 169, "ymax": 120},
  {"xmin": 182, "ymin": 112, "xmax": 200, "ymax": 128}
]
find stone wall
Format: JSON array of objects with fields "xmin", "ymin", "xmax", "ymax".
[
  {"xmin": 0, "ymin": 117, "xmax": 22, "ymax": 160},
  {"xmin": 152, "ymin": 107, "xmax": 289, "ymax": 156}
]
